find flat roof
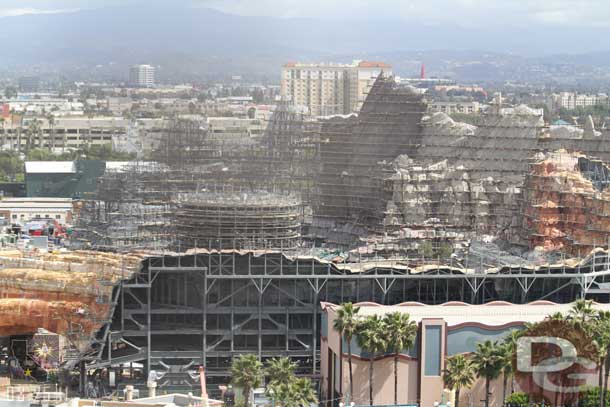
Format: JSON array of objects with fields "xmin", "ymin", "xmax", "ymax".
[
  {"xmin": 322, "ymin": 301, "xmax": 610, "ymax": 327},
  {"xmin": 25, "ymin": 161, "xmax": 76, "ymax": 174}
]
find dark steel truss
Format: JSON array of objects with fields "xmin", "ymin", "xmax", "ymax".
[{"xmin": 88, "ymin": 250, "xmax": 610, "ymax": 394}]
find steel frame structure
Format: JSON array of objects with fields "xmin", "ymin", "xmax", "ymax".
[{"xmin": 90, "ymin": 250, "xmax": 610, "ymax": 394}]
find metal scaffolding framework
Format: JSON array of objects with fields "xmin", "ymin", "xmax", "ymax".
[{"xmin": 89, "ymin": 249, "xmax": 610, "ymax": 395}]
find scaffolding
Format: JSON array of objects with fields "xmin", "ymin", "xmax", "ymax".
[
  {"xmin": 520, "ymin": 151, "xmax": 610, "ymax": 255},
  {"xmin": 88, "ymin": 249, "xmax": 610, "ymax": 395},
  {"xmin": 74, "ymin": 109, "xmax": 320, "ymax": 252},
  {"xmin": 175, "ymin": 192, "xmax": 302, "ymax": 250}
]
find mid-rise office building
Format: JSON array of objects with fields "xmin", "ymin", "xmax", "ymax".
[
  {"xmin": 552, "ymin": 92, "xmax": 608, "ymax": 110},
  {"xmin": 18, "ymin": 76, "xmax": 41, "ymax": 93},
  {"xmin": 280, "ymin": 60, "xmax": 392, "ymax": 116},
  {"xmin": 129, "ymin": 64, "xmax": 156, "ymax": 88},
  {"xmin": 0, "ymin": 117, "xmax": 128, "ymax": 151}
]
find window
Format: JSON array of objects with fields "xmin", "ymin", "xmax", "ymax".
[
  {"xmin": 424, "ymin": 325, "xmax": 442, "ymax": 376},
  {"xmin": 56, "ymin": 215, "xmax": 61, "ymax": 220},
  {"xmin": 12, "ymin": 215, "xmax": 17, "ymax": 219}
]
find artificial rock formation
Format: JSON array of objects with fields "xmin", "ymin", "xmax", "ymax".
[
  {"xmin": 522, "ymin": 151, "xmax": 610, "ymax": 255},
  {"xmin": 0, "ymin": 250, "xmax": 140, "ymax": 351}
]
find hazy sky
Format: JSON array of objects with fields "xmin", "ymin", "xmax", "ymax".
[{"xmin": 2, "ymin": 0, "xmax": 610, "ymax": 29}]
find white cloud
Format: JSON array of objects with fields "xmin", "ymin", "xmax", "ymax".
[
  {"xmin": 0, "ymin": 7, "xmax": 79, "ymax": 18},
  {"xmin": 195, "ymin": 0, "xmax": 610, "ymax": 28}
]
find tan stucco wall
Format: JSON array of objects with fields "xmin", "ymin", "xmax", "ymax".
[{"xmin": 342, "ymin": 356, "xmax": 419, "ymax": 405}]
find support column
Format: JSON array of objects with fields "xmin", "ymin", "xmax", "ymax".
[
  {"xmin": 312, "ymin": 290, "xmax": 318, "ymax": 375},
  {"xmin": 258, "ymin": 287, "xmax": 263, "ymax": 360},
  {"xmin": 147, "ymin": 266, "xmax": 151, "ymax": 377},
  {"xmin": 79, "ymin": 360, "xmax": 86, "ymax": 397},
  {"xmin": 202, "ymin": 270, "xmax": 207, "ymax": 367}
]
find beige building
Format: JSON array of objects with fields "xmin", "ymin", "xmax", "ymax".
[
  {"xmin": 321, "ymin": 301, "xmax": 610, "ymax": 407},
  {"xmin": 281, "ymin": 60, "xmax": 392, "ymax": 116},
  {"xmin": 0, "ymin": 197, "xmax": 73, "ymax": 224},
  {"xmin": 553, "ymin": 92, "xmax": 609, "ymax": 110},
  {"xmin": 428, "ymin": 101, "xmax": 482, "ymax": 114},
  {"xmin": 1, "ymin": 117, "xmax": 128, "ymax": 151}
]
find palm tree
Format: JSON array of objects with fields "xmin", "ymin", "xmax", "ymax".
[
  {"xmin": 471, "ymin": 340, "xmax": 503, "ymax": 407},
  {"xmin": 443, "ymin": 354, "xmax": 475, "ymax": 407},
  {"xmin": 595, "ymin": 311, "xmax": 610, "ymax": 407},
  {"xmin": 567, "ymin": 300, "xmax": 607, "ymax": 407},
  {"xmin": 266, "ymin": 382, "xmax": 292, "ymax": 407},
  {"xmin": 267, "ymin": 377, "xmax": 317, "ymax": 407},
  {"xmin": 333, "ymin": 303, "xmax": 360, "ymax": 399},
  {"xmin": 383, "ymin": 312, "xmax": 417, "ymax": 404},
  {"xmin": 266, "ymin": 357, "xmax": 297, "ymax": 385},
  {"xmin": 503, "ymin": 329, "xmax": 523, "ymax": 395},
  {"xmin": 47, "ymin": 114, "xmax": 55, "ymax": 150},
  {"xmin": 356, "ymin": 315, "xmax": 387, "ymax": 406},
  {"xmin": 568, "ymin": 298, "xmax": 595, "ymax": 326},
  {"xmin": 231, "ymin": 354, "xmax": 263, "ymax": 407},
  {"xmin": 498, "ymin": 342, "xmax": 514, "ymax": 405},
  {"xmin": 291, "ymin": 377, "xmax": 318, "ymax": 407},
  {"xmin": 0, "ymin": 118, "xmax": 5, "ymax": 148}
]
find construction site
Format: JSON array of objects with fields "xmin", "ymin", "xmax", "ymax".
[{"xmin": 9, "ymin": 75, "xmax": 610, "ymax": 399}]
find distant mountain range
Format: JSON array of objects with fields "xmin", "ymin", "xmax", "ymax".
[{"xmin": 4, "ymin": 5, "xmax": 610, "ymax": 84}]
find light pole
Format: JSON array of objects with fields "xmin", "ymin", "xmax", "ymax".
[{"xmin": 268, "ymin": 387, "xmax": 275, "ymax": 407}]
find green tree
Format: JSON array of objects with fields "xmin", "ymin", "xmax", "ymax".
[
  {"xmin": 0, "ymin": 151, "xmax": 23, "ymax": 182},
  {"xmin": 568, "ymin": 299, "xmax": 596, "ymax": 326},
  {"xmin": 290, "ymin": 377, "xmax": 318, "ymax": 407},
  {"xmin": 437, "ymin": 243, "xmax": 454, "ymax": 259},
  {"xmin": 266, "ymin": 377, "xmax": 317, "ymax": 407},
  {"xmin": 231, "ymin": 354, "xmax": 263, "ymax": 407},
  {"xmin": 26, "ymin": 148, "xmax": 55, "ymax": 161},
  {"xmin": 591, "ymin": 311, "xmax": 610, "ymax": 407},
  {"xmin": 383, "ymin": 312, "xmax": 417, "ymax": 405},
  {"xmin": 266, "ymin": 357, "xmax": 296, "ymax": 386},
  {"xmin": 419, "ymin": 241, "xmax": 434, "ymax": 259},
  {"xmin": 505, "ymin": 392, "xmax": 529, "ymax": 407},
  {"xmin": 502, "ymin": 329, "xmax": 523, "ymax": 396},
  {"xmin": 443, "ymin": 354, "xmax": 475, "ymax": 407},
  {"xmin": 25, "ymin": 118, "xmax": 41, "ymax": 152},
  {"xmin": 0, "ymin": 117, "xmax": 5, "ymax": 148},
  {"xmin": 356, "ymin": 315, "xmax": 387, "ymax": 406},
  {"xmin": 579, "ymin": 387, "xmax": 610, "ymax": 407},
  {"xmin": 4, "ymin": 86, "xmax": 17, "ymax": 99},
  {"xmin": 333, "ymin": 303, "xmax": 360, "ymax": 399},
  {"xmin": 267, "ymin": 382, "xmax": 293, "ymax": 407},
  {"xmin": 499, "ymin": 342, "xmax": 514, "ymax": 405},
  {"xmin": 471, "ymin": 340, "xmax": 503, "ymax": 407}
]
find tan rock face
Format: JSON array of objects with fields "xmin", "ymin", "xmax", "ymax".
[
  {"xmin": 0, "ymin": 250, "xmax": 140, "ymax": 350},
  {"xmin": 522, "ymin": 151, "xmax": 610, "ymax": 255}
]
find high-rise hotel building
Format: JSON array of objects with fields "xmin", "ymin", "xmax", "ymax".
[
  {"xmin": 280, "ymin": 60, "xmax": 392, "ymax": 116},
  {"xmin": 129, "ymin": 64, "xmax": 156, "ymax": 88}
]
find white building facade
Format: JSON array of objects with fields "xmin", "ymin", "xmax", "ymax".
[
  {"xmin": 280, "ymin": 60, "xmax": 392, "ymax": 116},
  {"xmin": 129, "ymin": 65, "xmax": 156, "ymax": 88}
]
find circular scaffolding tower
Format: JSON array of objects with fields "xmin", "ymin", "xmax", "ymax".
[{"xmin": 175, "ymin": 192, "xmax": 302, "ymax": 250}]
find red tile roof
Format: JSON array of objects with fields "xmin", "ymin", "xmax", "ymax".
[{"xmin": 358, "ymin": 61, "xmax": 391, "ymax": 68}]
